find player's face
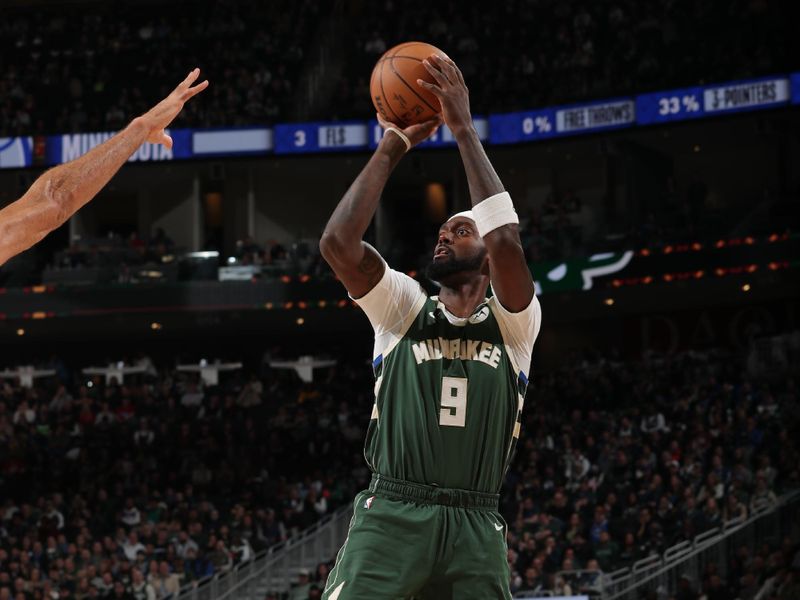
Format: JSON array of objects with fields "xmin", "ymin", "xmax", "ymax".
[{"xmin": 426, "ymin": 218, "xmax": 487, "ymax": 284}]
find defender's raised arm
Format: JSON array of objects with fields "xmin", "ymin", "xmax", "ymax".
[{"xmin": 0, "ymin": 69, "xmax": 208, "ymax": 266}]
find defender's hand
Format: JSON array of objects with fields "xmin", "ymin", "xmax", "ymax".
[
  {"xmin": 417, "ymin": 55, "xmax": 472, "ymax": 136},
  {"xmin": 139, "ymin": 68, "xmax": 209, "ymax": 148},
  {"xmin": 376, "ymin": 113, "xmax": 442, "ymax": 150}
]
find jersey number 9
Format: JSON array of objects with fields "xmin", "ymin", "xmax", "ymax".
[{"xmin": 440, "ymin": 376, "xmax": 468, "ymax": 428}]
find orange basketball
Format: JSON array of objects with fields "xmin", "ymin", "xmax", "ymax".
[{"xmin": 370, "ymin": 41, "xmax": 449, "ymax": 127}]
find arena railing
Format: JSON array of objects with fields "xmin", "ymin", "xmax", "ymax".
[
  {"xmin": 604, "ymin": 490, "xmax": 799, "ymax": 599},
  {"xmin": 512, "ymin": 490, "xmax": 799, "ymax": 600},
  {"xmin": 176, "ymin": 491, "xmax": 797, "ymax": 600},
  {"xmin": 175, "ymin": 504, "xmax": 353, "ymax": 600}
]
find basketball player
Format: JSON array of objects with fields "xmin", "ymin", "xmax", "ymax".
[
  {"xmin": 0, "ymin": 69, "xmax": 208, "ymax": 266},
  {"xmin": 319, "ymin": 54, "xmax": 541, "ymax": 599}
]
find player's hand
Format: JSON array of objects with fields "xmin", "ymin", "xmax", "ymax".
[
  {"xmin": 376, "ymin": 113, "xmax": 442, "ymax": 150},
  {"xmin": 138, "ymin": 68, "xmax": 209, "ymax": 148},
  {"xmin": 417, "ymin": 55, "xmax": 472, "ymax": 136}
]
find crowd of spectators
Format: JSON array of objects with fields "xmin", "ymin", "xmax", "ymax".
[
  {"xmin": 0, "ymin": 334, "xmax": 797, "ymax": 599},
  {"xmin": 52, "ymin": 229, "xmax": 176, "ymax": 272},
  {"xmin": 1, "ymin": 0, "xmax": 792, "ymax": 136},
  {"xmin": 502, "ymin": 344, "xmax": 799, "ymax": 597},
  {"xmin": 0, "ymin": 352, "xmax": 373, "ymax": 599},
  {"xmin": 330, "ymin": 0, "xmax": 791, "ymax": 120},
  {"xmin": 0, "ymin": 0, "xmax": 323, "ymax": 136},
  {"xmin": 519, "ymin": 190, "xmax": 586, "ymax": 263},
  {"xmin": 229, "ymin": 236, "xmax": 324, "ymax": 277}
]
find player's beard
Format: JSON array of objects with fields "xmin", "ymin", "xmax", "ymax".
[{"xmin": 425, "ymin": 250, "xmax": 486, "ymax": 285}]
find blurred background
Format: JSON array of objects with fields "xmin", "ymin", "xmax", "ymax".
[{"xmin": 0, "ymin": 1, "xmax": 798, "ymax": 599}]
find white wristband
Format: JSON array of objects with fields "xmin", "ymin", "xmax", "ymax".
[
  {"xmin": 472, "ymin": 191, "xmax": 518, "ymax": 237},
  {"xmin": 384, "ymin": 127, "xmax": 411, "ymax": 152}
]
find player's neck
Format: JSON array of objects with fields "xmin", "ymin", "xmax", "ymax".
[{"xmin": 437, "ymin": 275, "xmax": 490, "ymax": 318}]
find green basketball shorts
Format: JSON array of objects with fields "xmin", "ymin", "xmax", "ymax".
[{"xmin": 321, "ymin": 475, "xmax": 512, "ymax": 600}]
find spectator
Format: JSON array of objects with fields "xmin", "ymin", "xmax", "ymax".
[
  {"xmin": 130, "ymin": 568, "xmax": 155, "ymax": 600},
  {"xmin": 288, "ymin": 569, "xmax": 312, "ymax": 600},
  {"xmin": 149, "ymin": 562, "xmax": 180, "ymax": 599},
  {"xmin": 593, "ymin": 530, "xmax": 620, "ymax": 572},
  {"xmin": 750, "ymin": 476, "xmax": 778, "ymax": 511},
  {"xmin": 122, "ymin": 533, "xmax": 146, "ymax": 563}
]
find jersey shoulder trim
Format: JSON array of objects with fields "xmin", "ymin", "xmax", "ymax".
[{"xmin": 373, "ymin": 293, "xmax": 428, "ymax": 367}]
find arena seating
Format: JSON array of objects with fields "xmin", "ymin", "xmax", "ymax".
[
  {"xmin": 0, "ymin": 0, "xmax": 791, "ymax": 135},
  {"xmin": 326, "ymin": 0, "xmax": 791, "ymax": 120},
  {"xmin": 0, "ymin": 333, "xmax": 797, "ymax": 599},
  {"xmin": 0, "ymin": 0, "xmax": 324, "ymax": 136}
]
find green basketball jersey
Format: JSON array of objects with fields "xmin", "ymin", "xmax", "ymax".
[{"xmin": 355, "ymin": 267, "xmax": 541, "ymax": 494}]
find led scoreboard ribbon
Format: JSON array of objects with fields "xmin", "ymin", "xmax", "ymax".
[
  {"xmin": 792, "ymin": 73, "xmax": 800, "ymax": 105},
  {"xmin": 365, "ymin": 118, "xmax": 490, "ymax": 150},
  {"xmin": 490, "ymin": 74, "xmax": 793, "ymax": 142},
  {"xmin": 273, "ymin": 121, "xmax": 369, "ymax": 154},
  {"xmin": 2, "ymin": 72, "xmax": 798, "ymax": 169}
]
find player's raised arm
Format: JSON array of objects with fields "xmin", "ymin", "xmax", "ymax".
[
  {"xmin": 418, "ymin": 55, "xmax": 535, "ymax": 313},
  {"xmin": 0, "ymin": 69, "xmax": 209, "ymax": 267},
  {"xmin": 319, "ymin": 115, "xmax": 441, "ymax": 298}
]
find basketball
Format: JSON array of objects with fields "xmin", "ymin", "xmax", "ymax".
[{"xmin": 370, "ymin": 41, "xmax": 449, "ymax": 127}]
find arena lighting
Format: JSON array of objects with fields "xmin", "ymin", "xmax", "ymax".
[
  {"xmin": 766, "ymin": 233, "xmax": 789, "ymax": 243},
  {"xmin": 768, "ymin": 262, "xmax": 790, "ymax": 271},
  {"xmin": 297, "ymin": 301, "xmax": 308, "ymax": 309},
  {"xmin": 742, "ymin": 283, "xmax": 752, "ymax": 292},
  {"xmin": 283, "ymin": 302, "xmax": 294, "ymax": 309},
  {"xmin": 227, "ymin": 257, "xmax": 236, "ymax": 264},
  {"xmin": 264, "ymin": 302, "xmax": 274, "ymax": 309},
  {"xmin": 150, "ymin": 322, "xmax": 163, "ymax": 331},
  {"xmin": 337, "ymin": 300, "xmax": 348, "ymax": 308},
  {"xmin": 209, "ymin": 232, "xmax": 789, "ymax": 289},
  {"xmin": 318, "ymin": 300, "xmax": 327, "ymax": 308},
  {"xmin": 604, "ymin": 298, "xmax": 615, "ymax": 306},
  {"xmin": 693, "ymin": 144, "xmax": 701, "ymax": 152},
  {"xmin": 16, "ymin": 328, "xmax": 24, "ymax": 336},
  {"xmin": 296, "ymin": 317, "xmax": 305, "ymax": 325}
]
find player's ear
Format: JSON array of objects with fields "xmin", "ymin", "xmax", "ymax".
[{"xmin": 481, "ymin": 253, "xmax": 491, "ymax": 277}]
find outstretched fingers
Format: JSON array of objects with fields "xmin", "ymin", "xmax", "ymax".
[
  {"xmin": 183, "ymin": 78, "xmax": 209, "ymax": 100},
  {"xmin": 180, "ymin": 68, "xmax": 201, "ymax": 90},
  {"xmin": 174, "ymin": 68, "xmax": 209, "ymax": 101},
  {"xmin": 429, "ymin": 54, "xmax": 459, "ymax": 84},
  {"xmin": 442, "ymin": 56, "xmax": 466, "ymax": 85},
  {"xmin": 416, "ymin": 78, "xmax": 443, "ymax": 97},
  {"xmin": 423, "ymin": 58, "xmax": 451, "ymax": 87}
]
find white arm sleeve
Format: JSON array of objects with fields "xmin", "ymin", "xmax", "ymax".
[
  {"xmin": 489, "ymin": 291, "xmax": 542, "ymax": 380},
  {"xmin": 352, "ymin": 261, "xmax": 427, "ymax": 360}
]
